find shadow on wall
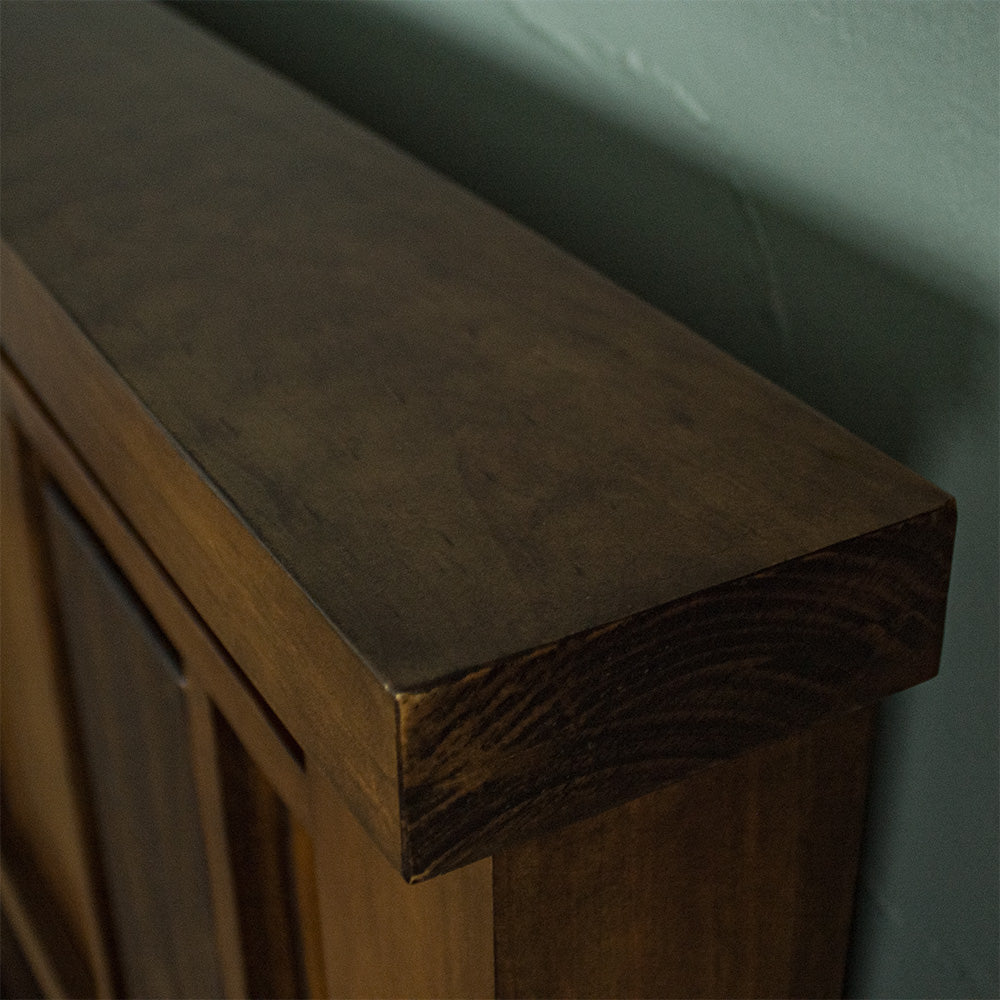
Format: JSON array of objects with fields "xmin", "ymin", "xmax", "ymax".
[
  {"xmin": 173, "ymin": 0, "xmax": 993, "ymax": 474},
  {"xmin": 174, "ymin": 2, "xmax": 998, "ymax": 996}
]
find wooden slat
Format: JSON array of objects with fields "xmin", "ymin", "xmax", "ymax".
[
  {"xmin": 186, "ymin": 685, "xmax": 248, "ymax": 1000},
  {"xmin": 0, "ymin": 822, "xmax": 95, "ymax": 1000},
  {"xmin": 492, "ymin": 706, "xmax": 877, "ymax": 999},
  {"xmin": 42, "ymin": 484, "xmax": 223, "ymax": 999},
  {"xmin": 0, "ymin": 412, "xmax": 116, "ymax": 997},
  {"xmin": 289, "ymin": 816, "xmax": 328, "ymax": 1000},
  {"xmin": 214, "ymin": 710, "xmax": 308, "ymax": 999}
]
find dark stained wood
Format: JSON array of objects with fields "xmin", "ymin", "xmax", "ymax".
[
  {"xmin": 397, "ymin": 502, "xmax": 954, "ymax": 878},
  {"xmin": 185, "ymin": 686, "xmax": 248, "ymax": 1000},
  {"xmin": 0, "ymin": 412, "xmax": 117, "ymax": 997},
  {"xmin": 214, "ymin": 710, "xmax": 309, "ymax": 999},
  {"xmin": 1, "ymin": 0, "xmax": 955, "ymax": 889},
  {"xmin": 289, "ymin": 816, "xmax": 328, "ymax": 1000},
  {"xmin": 492, "ymin": 707, "xmax": 877, "ymax": 999},
  {"xmin": 1, "ymin": 908, "xmax": 44, "ymax": 1000},
  {"xmin": 41, "ymin": 484, "xmax": 223, "ymax": 999},
  {"xmin": 0, "ymin": 818, "xmax": 95, "ymax": 1000},
  {"xmin": 0, "ymin": 1, "xmax": 951, "ymax": 689}
]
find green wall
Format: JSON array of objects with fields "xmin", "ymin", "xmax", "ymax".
[{"xmin": 174, "ymin": 2, "xmax": 999, "ymax": 996}]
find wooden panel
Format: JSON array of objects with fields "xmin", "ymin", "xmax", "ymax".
[
  {"xmin": 41, "ymin": 484, "xmax": 222, "ymax": 999},
  {"xmin": 0, "ymin": 2, "xmax": 955, "ymax": 884},
  {"xmin": 397, "ymin": 502, "xmax": 954, "ymax": 878},
  {"xmin": 0, "ymin": 413, "xmax": 116, "ymax": 997},
  {"xmin": 4, "ymin": 361, "xmax": 318, "ymax": 996},
  {"xmin": 1, "ymin": 240, "xmax": 401, "ymax": 873},
  {"xmin": 1, "ymin": 2, "xmax": 952, "ymax": 692},
  {"xmin": 493, "ymin": 707, "xmax": 877, "ymax": 999},
  {"xmin": 310, "ymin": 774, "xmax": 495, "ymax": 999},
  {"xmin": 289, "ymin": 817, "xmax": 327, "ymax": 1000}
]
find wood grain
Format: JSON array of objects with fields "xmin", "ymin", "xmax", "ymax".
[
  {"xmin": 493, "ymin": 707, "xmax": 877, "ymax": 999},
  {"xmin": 1, "ymin": 0, "xmax": 955, "ymax": 887},
  {"xmin": 42, "ymin": 484, "xmax": 223, "ymax": 999},
  {"xmin": 310, "ymin": 773, "xmax": 495, "ymax": 999},
  {"xmin": 0, "ymin": 1, "xmax": 950, "ymax": 689},
  {"xmin": 397, "ymin": 502, "xmax": 953, "ymax": 878},
  {"xmin": 0, "ymin": 412, "xmax": 117, "ymax": 996}
]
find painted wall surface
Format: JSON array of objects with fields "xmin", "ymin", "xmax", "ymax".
[{"xmin": 176, "ymin": 2, "xmax": 999, "ymax": 996}]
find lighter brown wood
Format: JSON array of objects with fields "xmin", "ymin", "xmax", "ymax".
[
  {"xmin": 310, "ymin": 773, "xmax": 495, "ymax": 1000},
  {"xmin": 290, "ymin": 816, "xmax": 328, "ymax": 1000},
  {"xmin": 0, "ymin": 412, "xmax": 115, "ymax": 998},
  {"xmin": 493, "ymin": 707, "xmax": 876, "ymax": 999},
  {"xmin": 3, "ymin": 361, "xmax": 311, "ymax": 829},
  {"xmin": 3, "ymin": 360, "xmax": 315, "ymax": 995}
]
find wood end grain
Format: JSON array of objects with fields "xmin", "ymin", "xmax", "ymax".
[{"xmin": 397, "ymin": 501, "xmax": 955, "ymax": 880}]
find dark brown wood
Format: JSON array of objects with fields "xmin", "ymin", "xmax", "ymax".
[
  {"xmin": 41, "ymin": 484, "xmax": 223, "ymax": 999},
  {"xmin": 0, "ymin": 819, "xmax": 95, "ymax": 1000},
  {"xmin": 214, "ymin": 710, "xmax": 309, "ymax": 999},
  {"xmin": 0, "ymin": 1, "xmax": 949, "ymax": 692},
  {"xmin": 397, "ymin": 502, "xmax": 953, "ymax": 877},
  {"xmin": 1, "ymin": 908, "xmax": 44, "ymax": 1000},
  {"xmin": 289, "ymin": 816, "xmax": 327, "ymax": 1000},
  {"xmin": 0, "ymin": 0, "xmax": 955, "ymax": 882},
  {"xmin": 493, "ymin": 707, "xmax": 877, "ymax": 999},
  {"xmin": 0, "ymin": 412, "xmax": 117, "ymax": 997}
]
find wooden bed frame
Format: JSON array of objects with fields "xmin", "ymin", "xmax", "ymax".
[{"xmin": 0, "ymin": 3, "xmax": 954, "ymax": 996}]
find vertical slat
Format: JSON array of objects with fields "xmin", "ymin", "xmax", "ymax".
[
  {"xmin": 289, "ymin": 816, "xmax": 328, "ymax": 999},
  {"xmin": 310, "ymin": 772, "xmax": 495, "ymax": 1000},
  {"xmin": 214, "ymin": 709, "xmax": 308, "ymax": 999},
  {"xmin": 0, "ymin": 413, "xmax": 116, "ymax": 997},
  {"xmin": 185, "ymin": 685, "xmax": 248, "ymax": 1000},
  {"xmin": 492, "ymin": 707, "xmax": 876, "ymax": 999},
  {"xmin": 42, "ymin": 484, "xmax": 223, "ymax": 999}
]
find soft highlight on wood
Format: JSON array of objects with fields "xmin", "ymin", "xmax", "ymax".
[
  {"xmin": 0, "ymin": 1, "xmax": 955, "ymax": 881},
  {"xmin": 1, "ymin": 6, "xmax": 957, "ymax": 995}
]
